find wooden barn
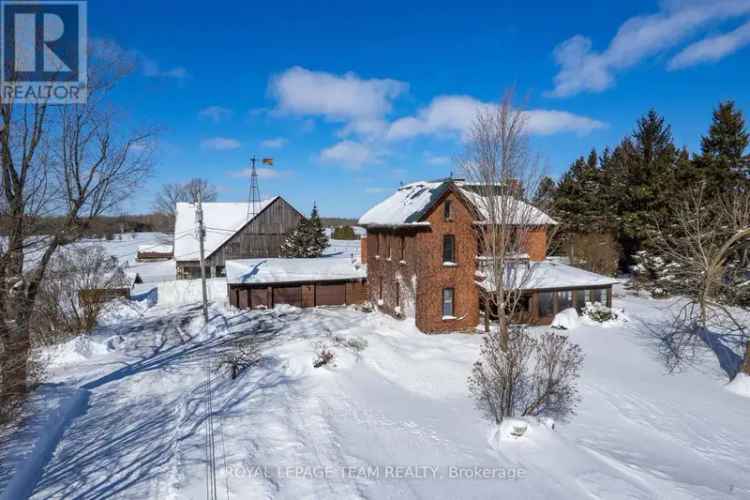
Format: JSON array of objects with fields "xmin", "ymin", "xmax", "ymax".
[{"xmin": 173, "ymin": 197, "xmax": 304, "ymax": 279}]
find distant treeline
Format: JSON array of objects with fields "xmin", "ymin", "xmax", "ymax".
[
  {"xmin": 0, "ymin": 213, "xmax": 172, "ymax": 239},
  {"xmin": 320, "ymin": 217, "xmax": 358, "ymax": 227}
]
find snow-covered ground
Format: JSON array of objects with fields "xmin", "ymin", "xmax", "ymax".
[{"xmin": 2, "ymin": 288, "xmax": 749, "ymax": 500}]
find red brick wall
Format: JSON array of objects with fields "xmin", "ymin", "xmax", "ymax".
[
  {"xmin": 414, "ymin": 191, "xmax": 480, "ymax": 333},
  {"xmin": 366, "ymin": 228, "xmax": 420, "ymax": 318},
  {"xmin": 526, "ymin": 227, "xmax": 548, "ymax": 261},
  {"xmin": 360, "ymin": 236, "xmax": 367, "ymax": 263}
]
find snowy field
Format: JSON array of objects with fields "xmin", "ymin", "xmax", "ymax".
[{"xmin": 1, "ymin": 290, "xmax": 749, "ymax": 499}]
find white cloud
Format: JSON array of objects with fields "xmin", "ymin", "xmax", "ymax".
[
  {"xmin": 386, "ymin": 95, "xmax": 605, "ymax": 141},
  {"xmin": 142, "ymin": 56, "xmax": 189, "ymax": 80},
  {"xmin": 201, "ymin": 137, "xmax": 241, "ymax": 151},
  {"xmin": 228, "ymin": 167, "xmax": 289, "ymax": 179},
  {"xmin": 269, "ymin": 66, "xmax": 407, "ymax": 127},
  {"xmin": 424, "ymin": 153, "xmax": 451, "ymax": 166},
  {"xmin": 260, "ymin": 137, "xmax": 288, "ymax": 149},
  {"xmin": 319, "ymin": 140, "xmax": 378, "ymax": 170},
  {"xmin": 88, "ymin": 37, "xmax": 189, "ymax": 81},
  {"xmin": 548, "ymin": 1, "xmax": 750, "ymax": 97},
  {"xmin": 199, "ymin": 106, "xmax": 233, "ymax": 123},
  {"xmin": 669, "ymin": 19, "xmax": 750, "ymax": 69}
]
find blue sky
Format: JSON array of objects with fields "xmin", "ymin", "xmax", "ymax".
[{"xmin": 91, "ymin": 0, "xmax": 750, "ymax": 218}]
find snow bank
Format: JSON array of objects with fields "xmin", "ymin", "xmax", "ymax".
[
  {"xmin": 151, "ymin": 278, "xmax": 229, "ymax": 307},
  {"xmin": 552, "ymin": 308, "xmax": 580, "ymax": 330},
  {"xmin": 726, "ymin": 373, "xmax": 750, "ymax": 398},
  {"xmin": 488, "ymin": 417, "xmax": 557, "ymax": 448}
]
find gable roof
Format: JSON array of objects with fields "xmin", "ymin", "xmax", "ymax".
[
  {"xmin": 174, "ymin": 198, "xmax": 278, "ymax": 262},
  {"xmin": 358, "ymin": 179, "xmax": 556, "ymax": 227}
]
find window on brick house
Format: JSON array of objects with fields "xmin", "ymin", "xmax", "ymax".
[
  {"xmin": 442, "ymin": 288, "xmax": 454, "ymax": 317},
  {"xmin": 400, "ymin": 235, "xmax": 406, "ymax": 261},
  {"xmin": 443, "ymin": 234, "xmax": 456, "ymax": 263},
  {"xmin": 444, "ymin": 200, "xmax": 452, "ymax": 221}
]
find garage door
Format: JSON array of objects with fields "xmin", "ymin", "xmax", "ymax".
[
  {"xmin": 316, "ymin": 283, "xmax": 346, "ymax": 306},
  {"xmin": 250, "ymin": 288, "xmax": 269, "ymax": 309},
  {"xmin": 272, "ymin": 286, "xmax": 302, "ymax": 307}
]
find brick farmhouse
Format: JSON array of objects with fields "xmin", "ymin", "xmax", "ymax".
[{"xmin": 358, "ymin": 179, "xmax": 617, "ymax": 333}]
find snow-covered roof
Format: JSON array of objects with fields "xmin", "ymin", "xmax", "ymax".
[
  {"xmin": 174, "ymin": 199, "xmax": 277, "ymax": 262},
  {"xmin": 358, "ymin": 180, "xmax": 447, "ymax": 227},
  {"xmin": 137, "ymin": 244, "xmax": 173, "ymax": 254},
  {"xmin": 226, "ymin": 257, "xmax": 366, "ymax": 285},
  {"xmin": 358, "ymin": 179, "xmax": 556, "ymax": 227},
  {"xmin": 479, "ymin": 260, "xmax": 618, "ymax": 292},
  {"xmin": 459, "ymin": 188, "xmax": 557, "ymax": 225}
]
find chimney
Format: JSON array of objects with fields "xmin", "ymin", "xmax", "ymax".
[{"xmin": 360, "ymin": 235, "xmax": 367, "ymax": 264}]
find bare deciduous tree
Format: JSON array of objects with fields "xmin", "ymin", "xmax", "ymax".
[
  {"xmin": 460, "ymin": 91, "xmax": 554, "ymax": 350},
  {"xmin": 468, "ymin": 327, "xmax": 583, "ymax": 423},
  {"xmin": 0, "ymin": 52, "xmax": 155, "ymax": 417},
  {"xmin": 152, "ymin": 178, "xmax": 218, "ymax": 229},
  {"xmin": 649, "ymin": 183, "xmax": 750, "ymax": 379}
]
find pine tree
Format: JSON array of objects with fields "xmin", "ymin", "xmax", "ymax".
[
  {"xmin": 532, "ymin": 176, "xmax": 557, "ymax": 213},
  {"xmin": 280, "ymin": 204, "xmax": 330, "ymax": 258},
  {"xmin": 552, "ymin": 149, "xmax": 609, "ymax": 234},
  {"xmin": 692, "ymin": 101, "xmax": 749, "ymax": 195},
  {"xmin": 307, "ymin": 203, "xmax": 329, "ymax": 256}
]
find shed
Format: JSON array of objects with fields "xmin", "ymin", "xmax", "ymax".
[{"xmin": 226, "ymin": 257, "xmax": 367, "ymax": 309}]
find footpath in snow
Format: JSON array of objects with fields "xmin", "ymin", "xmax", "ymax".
[{"xmin": 1, "ymin": 293, "xmax": 750, "ymax": 499}]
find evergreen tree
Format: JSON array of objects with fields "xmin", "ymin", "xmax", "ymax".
[
  {"xmin": 532, "ymin": 176, "xmax": 557, "ymax": 213},
  {"xmin": 307, "ymin": 203, "xmax": 329, "ymax": 256},
  {"xmin": 602, "ymin": 110, "xmax": 680, "ymax": 264},
  {"xmin": 552, "ymin": 149, "xmax": 610, "ymax": 234},
  {"xmin": 692, "ymin": 101, "xmax": 750, "ymax": 194},
  {"xmin": 280, "ymin": 204, "xmax": 330, "ymax": 257}
]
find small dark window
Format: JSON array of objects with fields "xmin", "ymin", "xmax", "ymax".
[
  {"xmin": 539, "ymin": 291, "xmax": 554, "ymax": 317},
  {"xmin": 444, "ymin": 200, "xmax": 452, "ymax": 221},
  {"xmin": 442, "ymin": 288, "xmax": 454, "ymax": 317},
  {"xmin": 574, "ymin": 290, "xmax": 586, "ymax": 311},
  {"xmin": 443, "ymin": 234, "xmax": 456, "ymax": 263},
  {"xmin": 558, "ymin": 290, "xmax": 573, "ymax": 310},
  {"xmin": 400, "ymin": 235, "xmax": 406, "ymax": 261}
]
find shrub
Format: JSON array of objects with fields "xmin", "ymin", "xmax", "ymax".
[
  {"xmin": 468, "ymin": 327, "xmax": 583, "ymax": 423},
  {"xmin": 218, "ymin": 336, "xmax": 262, "ymax": 379},
  {"xmin": 313, "ymin": 348, "xmax": 336, "ymax": 368},
  {"xmin": 582, "ymin": 302, "xmax": 617, "ymax": 323}
]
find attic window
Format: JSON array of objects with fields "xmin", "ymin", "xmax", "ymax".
[{"xmin": 444, "ymin": 200, "xmax": 452, "ymax": 221}]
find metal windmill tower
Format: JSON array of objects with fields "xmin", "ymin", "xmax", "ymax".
[{"xmin": 247, "ymin": 157, "xmax": 261, "ymax": 219}]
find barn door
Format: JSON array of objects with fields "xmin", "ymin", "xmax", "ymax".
[
  {"xmin": 315, "ymin": 283, "xmax": 347, "ymax": 306},
  {"xmin": 272, "ymin": 286, "xmax": 302, "ymax": 307}
]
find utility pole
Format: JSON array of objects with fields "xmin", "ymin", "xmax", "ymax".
[{"xmin": 196, "ymin": 189, "xmax": 209, "ymax": 323}]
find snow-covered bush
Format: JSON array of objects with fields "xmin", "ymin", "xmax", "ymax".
[
  {"xmin": 313, "ymin": 348, "xmax": 336, "ymax": 368},
  {"xmin": 582, "ymin": 302, "xmax": 615, "ymax": 323},
  {"xmin": 467, "ymin": 327, "xmax": 584, "ymax": 424},
  {"xmin": 631, "ymin": 250, "xmax": 678, "ymax": 298}
]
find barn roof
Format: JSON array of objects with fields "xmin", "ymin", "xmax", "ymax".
[
  {"xmin": 358, "ymin": 179, "xmax": 556, "ymax": 227},
  {"xmin": 174, "ymin": 198, "xmax": 278, "ymax": 262},
  {"xmin": 225, "ymin": 257, "xmax": 366, "ymax": 285}
]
